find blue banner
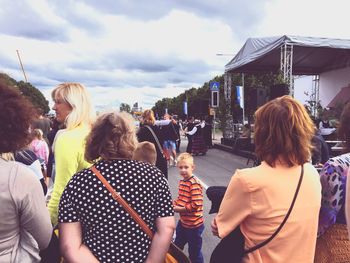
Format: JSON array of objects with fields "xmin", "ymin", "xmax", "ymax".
[
  {"xmin": 236, "ymin": 86, "xmax": 244, "ymax": 108},
  {"xmin": 183, "ymin": 101, "xmax": 188, "ymax": 115}
]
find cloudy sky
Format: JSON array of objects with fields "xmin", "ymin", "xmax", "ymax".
[{"xmin": 1, "ymin": 0, "xmax": 349, "ymax": 111}]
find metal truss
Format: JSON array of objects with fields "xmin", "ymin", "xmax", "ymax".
[
  {"xmin": 224, "ymin": 72, "xmax": 232, "ymax": 102},
  {"xmin": 311, "ymin": 75, "xmax": 320, "ymax": 117},
  {"xmin": 280, "ymin": 44, "xmax": 294, "ymax": 96}
]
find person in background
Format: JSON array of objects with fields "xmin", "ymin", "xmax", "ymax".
[
  {"xmin": 137, "ymin": 109, "xmax": 168, "ymax": 178},
  {"xmin": 46, "ymin": 118, "xmax": 64, "ymax": 184},
  {"xmin": 173, "ymin": 115, "xmax": 182, "ymax": 154},
  {"xmin": 318, "ymin": 113, "xmax": 336, "ymax": 140},
  {"xmin": 30, "ymin": 128, "xmax": 50, "ymax": 165},
  {"xmin": 59, "ymin": 111, "xmax": 175, "ymax": 263},
  {"xmin": 14, "ymin": 148, "xmax": 48, "ymax": 195},
  {"xmin": 47, "ymin": 82, "xmax": 95, "ymax": 226},
  {"xmin": 232, "ymin": 123, "xmax": 251, "ymax": 152},
  {"xmin": 345, "ymin": 179, "xmax": 350, "ymax": 239},
  {"xmin": 173, "ymin": 153, "xmax": 204, "ymax": 263},
  {"xmin": 311, "ymin": 126, "xmax": 330, "ymax": 166},
  {"xmin": 132, "ymin": 141, "xmax": 157, "ymax": 165},
  {"xmin": 211, "ymin": 96, "xmax": 321, "ymax": 263},
  {"xmin": 187, "ymin": 119, "xmax": 207, "ymax": 156},
  {"xmin": 161, "ymin": 114, "xmax": 179, "ymax": 166},
  {"xmin": 316, "ymin": 102, "xmax": 350, "ymax": 263},
  {"xmin": 32, "ymin": 109, "xmax": 51, "ymax": 141},
  {"xmin": 203, "ymin": 116, "xmax": 213, "ymax": 149},
  {"xmin": 185, "ymin": 117, "xmax": 195, "ymax": 154},
  {"xmin": 0, "ymin": 81, "xmax": 52, "ymax": 262}
]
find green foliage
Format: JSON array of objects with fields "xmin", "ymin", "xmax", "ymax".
[
  {"xmin": 17, "ymin": 81, "xmax": 50, "ymax": 114},
  {"xmin": 151, "ymin": 72, "xmax": 286, "ymax": 124},
  {"xmin": 0, "ymin": 73, "xmax": 50, "ymax": 114},
  {"xmin": 119, "ymin": 103, "xmax": 131, "ymax": 113},
  {"xmin": 0, "ymin": 72, "xmax": 17, "ymax": 86}
]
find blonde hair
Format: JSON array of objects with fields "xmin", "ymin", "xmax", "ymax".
[
  {"xmin": 32, "ymin": 128, "xmax": 43, "ymax": 140},
  {"xmin": 132, "ymin": 142, "xmax": 157, "ymax": 165},
  {"xmin": 85, "ymin": 111, "xmax": 138, "ymax": 162},
  {"xmin": 254, "ymin": 95, "xmax": 315, "ymax": 167},
  {"xmin": 141, "ymin": 109, "xmax": 155, "ymax": 125},
  {"xmin": 51, "ymin": 82, "xmax": 95, "ymax": 130},
  {"xmin": 177, "ymin": 152, "xmax": 194, "ymax": 165}
]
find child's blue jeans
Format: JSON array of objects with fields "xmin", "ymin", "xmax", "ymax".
[{"xmin": 174, "ymin": 222, "xmax": 204, "ymax": 263}]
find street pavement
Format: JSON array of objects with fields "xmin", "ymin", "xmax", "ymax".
[{"xmin": 167, "ymin": 136, "xmax": 251, "ymax": 263}]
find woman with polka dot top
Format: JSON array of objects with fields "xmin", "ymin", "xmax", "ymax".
[{"xmin": 58, "ymin": 111, "xmax": 175, "ymax": 263}]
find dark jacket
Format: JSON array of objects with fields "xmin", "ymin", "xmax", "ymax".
[
  {"xmin": 137, "ymin": 124, "xmax": 168, "ymax": 179},
  {"xmin": 161, "ymin": 122, "xmax": 179, "ymax": 141}
]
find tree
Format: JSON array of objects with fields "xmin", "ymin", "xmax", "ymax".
[
  {"xmin": 151, "ymin": 72, "xmax": 285, "ymax": 124},
  {"xmin": 119, "ymin": 103, "xmax": 131, "ymax": 113},
  {"xmin": 0, "ymin": 73, "xmax": 50, "ymax": 114},
  {"xmin": 17, "ymin": 81, "xmax": 50, "ymax": 114}
]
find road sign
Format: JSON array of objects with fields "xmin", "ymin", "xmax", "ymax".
[
  {"xmin": 209, "ymin": 107, "xmax": 215, "ymax": 115},
  {"xmin": 211, "ymin": 90, "xmax": 219, "ymax": 107},
  {"xmin": 210, "ymin": 82, "xmax": 220, "ymax": 91}
]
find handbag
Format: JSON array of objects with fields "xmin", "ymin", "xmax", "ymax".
[
  {"xmin": 210, "ymin": 165, "xmax": 304, "ymax": 263},
  {"xmin": 91, "ymin": 166, "xmax": 191, "ymax": 263}
]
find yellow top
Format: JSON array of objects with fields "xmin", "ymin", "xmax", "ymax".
[
  {"xmin": 48, "ymin": 126, "xmax": 91, "ymax": 225},
  {"xmin": 216, "ymin": 162, "xmax": 321, "ymax": 263}
]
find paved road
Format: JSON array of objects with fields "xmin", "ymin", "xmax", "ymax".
[{"xmin": 167, "ymin": 137, "xmax": 250, "ymax": 263}]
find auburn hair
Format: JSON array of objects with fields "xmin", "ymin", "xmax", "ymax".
[
  {"xmin": 85, "ymin": 111, "xmax": 137, "ymax": 162},
  {"xmin": 254, "ymin": 95, "xmax": 315, "ymax": 167}
]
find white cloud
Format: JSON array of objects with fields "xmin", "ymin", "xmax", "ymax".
[
  {"xmin": 0, "ymin": 4, "xmax": 239, "ymax": 110},
  {"xmin": 257, "ymin": 0, "xmax": 350, "ymax": 39},
  {"xmin": 2, "ymin": 0, "xmax": 350, "ymax": 113}
]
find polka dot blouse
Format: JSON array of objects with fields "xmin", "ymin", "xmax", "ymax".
[{"xmin": 59, "ymin": 159, "xmax": 174, "ymax": 262}]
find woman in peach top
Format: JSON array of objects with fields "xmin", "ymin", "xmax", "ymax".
[{"xmin": 211, "ymin": 96, "xmax": 322, "ymax": 263}]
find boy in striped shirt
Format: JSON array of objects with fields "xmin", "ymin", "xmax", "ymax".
[{"xmin": 173, "ymin": 153, "xmax": 204, "ymax": 263}]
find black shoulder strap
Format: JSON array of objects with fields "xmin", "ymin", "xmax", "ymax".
[
  {"xmin": 144, "ymin": 125, "xmax": 165, "ymax": 157},
  {"xmin": 245, "ymin": 165, "xmax": 304, "ymax": 254}
]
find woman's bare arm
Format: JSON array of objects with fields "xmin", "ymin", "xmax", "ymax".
[
  {"xmin": 144, "ymin": 216, "xmax": 176, "ymax": 263},
  {"xmin": 59, "ymin": 222, "xmax": 100, "ymax": 263}
]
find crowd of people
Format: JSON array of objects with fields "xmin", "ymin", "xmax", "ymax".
[{"xmin": 1, "ymin": 78, "xmax": 350, "ymax": 263}]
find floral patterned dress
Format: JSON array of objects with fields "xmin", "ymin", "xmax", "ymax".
[{"xmin": 318, "ymin": 153, "xmax": 350, "ymax": 236}]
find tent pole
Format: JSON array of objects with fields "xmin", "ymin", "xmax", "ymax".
[{"xmin": 242, "ymin": 73, "xmax": 245, "ymax": 124}]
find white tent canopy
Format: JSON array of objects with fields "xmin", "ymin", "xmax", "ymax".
[{"xmin": 225, "ymin": 35, "xmax": 350, "ymax": 75}]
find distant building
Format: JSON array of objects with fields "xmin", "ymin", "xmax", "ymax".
[{"xmin": 132, "ymin": 102, "xmax": 142, "ymax": 116}]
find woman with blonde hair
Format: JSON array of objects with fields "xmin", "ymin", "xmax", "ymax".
[
  {"xmin": 137, "ymin": 109, "xmax": 168, "ymax": 178},
  {"xmin": 211, "ymin": 95, "xmax": 321, "ymax": 263},
  {"xmin": 58, "ymin": 111, "xmax": 175, "ymax": 262},
  {"xmin": 47, "ymin": 82, "xmax": 95, "ymax": 226}
]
